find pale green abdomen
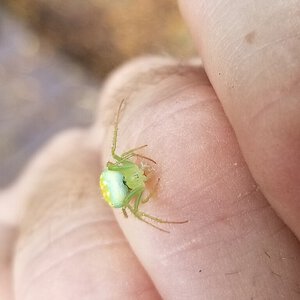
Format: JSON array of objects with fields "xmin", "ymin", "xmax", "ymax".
[{"xmin": 99, "ymin": 170, "xmax": 128, "ymax": 208}]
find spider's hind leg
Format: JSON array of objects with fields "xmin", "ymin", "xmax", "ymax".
[
  {"xmin": 129, "ymin": 190, "xmax": 186, "ymax": 225},
  {"xmin": 122, "ymin": 208, "xmax": 128, "ymax": 218},
  {"xmin": 127, "ymin": 204, "xmax": 170, "ymax": 233}
]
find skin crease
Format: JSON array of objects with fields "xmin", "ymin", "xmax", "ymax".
[
  {"xmin": 179, "ymin": 0, "xmax": 300, "ymax": 238},
  {"xmin": 0, "ymin": 1, "xmax": 298, "ymax": 300}
]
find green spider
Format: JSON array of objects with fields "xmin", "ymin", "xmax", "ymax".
[{"xmin": 99, "ymin": 99, "xmax": 187, "ymax": 232}]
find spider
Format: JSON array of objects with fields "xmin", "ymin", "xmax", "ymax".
[{"xmin": 99, "ymin": 99, "xmax": 187, "ymax": 232}]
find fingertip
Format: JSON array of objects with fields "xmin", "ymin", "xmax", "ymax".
[
  {"xmin": 179, "ymin": 0, "xmax": 300, "ymax": 237},
  {"xmin": 94, "ymin": 53, "xmax": 300, "ymax": 298}
]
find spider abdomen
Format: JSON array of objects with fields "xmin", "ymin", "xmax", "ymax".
[{"xmin": 99, "ymin": 170, "xmax": 128, "ymax": 208}]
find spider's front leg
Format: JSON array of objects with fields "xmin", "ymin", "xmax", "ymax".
[
  {"xmin": 121, "ymin": 145, "xmax": 148, "ymax": 157},
  {"xmin": 121, "ymin": 145, "xmax": 157, "ymax": 164}
]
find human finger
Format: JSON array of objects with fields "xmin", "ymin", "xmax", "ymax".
[
  {"xmin": 13, "ymin": 129, "xmax": 160, "ymax": 299},
  {"xmin": 0, "ymin": 223, "xmax": 16, "ymax": 300},
  {"xmin": 179, "ymin": 0, "xmax": 300, "ymax": 238},
  {"xmin": 98, "ymin": 57, "xmax": 300, "ymax": 299}
]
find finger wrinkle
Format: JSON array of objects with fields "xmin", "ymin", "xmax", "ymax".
[
  {"xmin": 102, "ymin": 63, "xmax": 205, "ymax": 115},
  {"xmin": 198, "ymin": 163, "xmax": 249, "ymax": 193},
  {"xmin": 23, "ymin": 238, "xmax": 127, "ymax": 297},
  {"xmin": 18, "ymin": 217, "xmax": 117, "ymax": 267},
  {"xmin": 0, "ymin": 224, "xmax": 18, "ymax": 262},
  {"xmin": 158, "ymin": 238, "xmax": 199, "ymax": 261},
  {"xmin": 119, "ymin": 64, "xmax": 204, "ymax": 95},
  {"xmin": 198, "ymin": 203, "xmax": 271, "ymax": 243},
  {"xmin": 249, "ymin": 96, "xmax": 284, "ymax": 126},
  {"xmin": 131, "ymin": 97, "xmax": 217, "ymax": 142},
  {"xmin": 235, "ymin": 32, "xmax": 300, "ymax": 67},
  {"xmin": 160, "ymin": 203, "xmax": 272, "ymax": 263}
]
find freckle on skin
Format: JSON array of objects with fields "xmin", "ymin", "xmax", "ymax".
[{"xmin": 245, "ymin": 31, "xmax": 256, "ymax": 44}]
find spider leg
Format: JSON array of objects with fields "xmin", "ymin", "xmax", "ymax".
[
  {"xmin": 137, "ymin": 210, "xmax": 189, "ymax": 224},
  {"xmin": 133, "ymin": 190, "xmax": 143, "ymax": 212},
  {"xmin": 122, "ymin": 189, "xmax": 187, "ymax": 232},
  {"xmin": 127, "ymin": 204, "xmax": 169, "ymax": 233},
  {"xmin": 122, "ymin": 145, "xmax": 148, "ymax": 157},
  {"xmin": 125, "ymin": 191, "xmax": 169, "ymax": 232},
  {"xmin": 121, "ymin": 144, "xmax": 156, "ymax": 164},
  {"xmin": 111, "ymin": 99, "xmax": 125, "ymax": 161},
  {"xmin": 122, "ymin": 208, "xmax": 128, "ymax": 218},
  {"xmin": 132, "ymin": 187, "xmax": 188, "ymax": 225},
  {"xmin": 124, "ymin": 153, "xmax": 157, "ymax": 164},
  {"xmin": 131, "ymin": 188, "xmax": 188, "ymax": 224},
  {"xmin": 142, "ymin": 178, "xmax": 160, "ymax": 204},
  {"xmin": 121, "ymin": 188, "xmax": 169, "ymax": 232},
  {"xmin": 122, "ymin": 187, "xmax": 143, "ymax": 207}
]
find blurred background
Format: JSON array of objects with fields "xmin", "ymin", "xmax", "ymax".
[{"xmin": 0, "ymin": 0, "xmax": 195, "ymax": 188}]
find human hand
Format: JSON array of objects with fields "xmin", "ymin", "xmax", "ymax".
[{"xmin": 1, "ymin": 0, "xmax": 300, "ymax": 299}]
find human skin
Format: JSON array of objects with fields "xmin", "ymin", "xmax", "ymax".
[{"xmin": 0, "ymin": 0, "xmax": 300, "ymax": 299}]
